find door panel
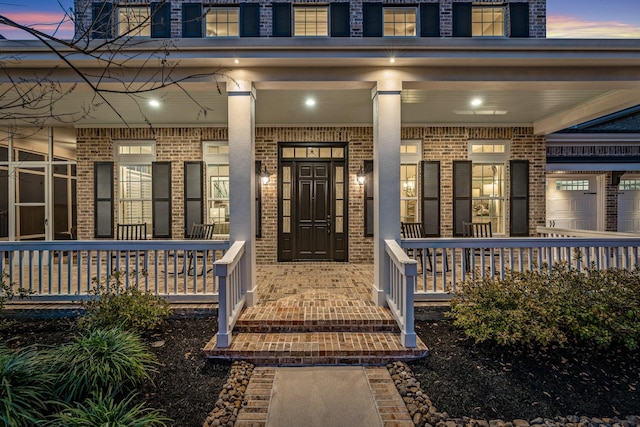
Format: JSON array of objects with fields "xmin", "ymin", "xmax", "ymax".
[
  {"xmin": 546, "ymin": 176, "xmax": 597, "ymax": 230},
  {"xmin": 295, "ymin": 163, "xmax": 330, "ymax": 259}
]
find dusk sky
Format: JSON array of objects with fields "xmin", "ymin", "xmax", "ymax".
[{"xmin": 1, "ymin": 0, "xmax": 640, "ymax": 39}]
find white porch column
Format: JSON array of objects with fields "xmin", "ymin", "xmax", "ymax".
[
  {"xmin": 227, "ymin": 80, "xmax": 257, "ymax": 306},
  {"xmin": 372, "ymin": 80, "xmax": 402, "ymax": 305}
]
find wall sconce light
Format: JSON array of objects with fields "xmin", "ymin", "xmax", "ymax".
[
  {"xmin": 260, "ymin": 166, "xmax": 271, "ymax": 185},
  {"xmin": 357, "ymin": 166, "xmax": 366, "ymax": 185}
]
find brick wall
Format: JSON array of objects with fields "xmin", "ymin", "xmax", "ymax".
[
  {"xmin": 76, "ymin": 125, "xmax": 546, "ymax": 264},
  {"xmin": 75, "ymin": 0, "xmax": 546, "ymax": 39}
]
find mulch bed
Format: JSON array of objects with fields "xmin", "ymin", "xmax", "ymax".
[{"xmin": 2, "ymin": 316, "xmax": 639, "ymax": 426}]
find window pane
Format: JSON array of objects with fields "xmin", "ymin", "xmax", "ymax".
[
  {"xmin": 206, "ymin": 8, "xmax": 239, "ymax": 37},
  {"xmin": 118, "ymin": 7, "xmax": 151, "ymax": 37},
  {"xmin": 383, "ymin": 8, "xmax": 416, "ymax": 37},
  {"xmin": 294, "ymin": 7, "xmax": 328, "ymax": 36},
  {"xmin": 472, "ymin": 6, "xmax": 504, "ymax": 37},
  {"xmin": 472, "ymin": 164, "xmax": 504, "ymax": 233}
]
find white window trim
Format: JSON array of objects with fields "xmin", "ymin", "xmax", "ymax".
[
  {"xmin": 203, "ymin": 141, "xmax": 230, "ymax": 237},
  {"xmin": 117, "ymin": 5, "xmax": 152, "ymax": 38},
  {"xmin": 205, "ymin": 6, "xmax": 240, "ymax": 37},
  {"xmin": 471, "ymin": 5, "xmax": 506, "ymax": 38},
  {"xmin": 401, "ymin": 140, "xmax": 421, "ymax": 223},
  {"xmin": 115, "ymin": 141, "xmax": 155, "ymax": 226},
  {"xmin": 293, "ymin": 5, "xmax": 329, "ymax": 37},
  {"xmin": 383, "ymin": 6, "xmax": 418, "ymax": 37}
]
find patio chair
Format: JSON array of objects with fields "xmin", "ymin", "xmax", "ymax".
[
  {"xmin": 169, "ymin": 223, "xmax": 216, "ymax": 276},
  {"xmin": 401, "ymin": 222, "xmax": 448, "ymax": 272},
  {"xmin": 112, "ymin": 223, "xmax": 148, "ymax": 269},
  {"xmin": 462, "ymin": 221, "xmax": 498, "ymax": 273}
]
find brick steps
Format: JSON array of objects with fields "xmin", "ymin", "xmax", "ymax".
[
  {"xmin": 235, "ymin": 305, "xmax": 399, "ymax": 333},
  {"xmin": 203, "ymin": 331, "xmax": 428, "ymax": 365}
]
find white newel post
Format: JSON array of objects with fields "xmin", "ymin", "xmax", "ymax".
[
  {"xmin": 227, "ymin": 80, "xmax": 257, "ymax": 306},
  {"xmin": 372, "ymin": 80, "xmax": 402, "ymax": 306}
]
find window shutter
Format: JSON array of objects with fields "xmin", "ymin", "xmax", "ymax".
[
  {"xmin": 240, "ymin": 3, "xmax": 260, "ymax": 37},
  {"xmin": 421, "ymin": 161, "xmax": 441, "ymax": 237},
  {"xmin": 184, "ymin": 161, "xmax": 204, "ymax": 237},
  {"xmin": 509, "ymin": 3, "xmax": 529, "ymax": 38},
  {"xmin": 94, "ymin": 162, "xmax": 114, "ymax": 238},
  {"xmin": 453, "ymin": 160, "xmax": 472, "ymax": 236},
  {"xmin": 91, "ymin": 1, "xmax": 113, "ymax": 39},
  {"xmin": 510, "ymin": 160, "xmax": 529, "ymax": 236},
  {"xmin": 420, "ymin": 3, "xmax": 440, "ymax": 37},
  {"xmin": 331, "ymin": 3, "xmax": 350, "ymax": 37},
  {"xmin": 152, "ymin": 162, "xmax": 171, "ymax": 238},
  {"xmin": 452, "ymin": 2, "xmax": 472, "ymax": 37},
  {"xmin": 363, "ymin": 160, "xmax": 374, "ymax": 237},
  {"xmin": 255, "ymin": 161, "xmax": 263, "ymax": 238},
  {"xmin": 272, "ymin": 3, "xmax": 292, "ymax": 37},
  {"xmin": 151, "ymin": 2, "xmax": 171, "ymax": 38},
  {"xmin": 363, "ymin": 3, "xmax": 383, "ymax": 37},
  {"xmin": 182, "ymin": 3, "xmax": 203, "ymax": 38}
]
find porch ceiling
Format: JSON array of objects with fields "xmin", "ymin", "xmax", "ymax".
[{"xmin": 1, "ymin": 38, "xmax": 639, "ymax": 133}]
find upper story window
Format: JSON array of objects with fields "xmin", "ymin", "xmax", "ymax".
[
  {"xmin": 117, "ymin": 6, "xmax": 151, "ymax": 37},
  {"xmin": 384, "ymin": 7, "xmax": 417, "ymax": 37},
  {"xmin": 472, "ymin": 5, "xmax": 505, "ymax": 37},
  {"xmin": 206, "ymin": 7, "xmax": 239, "ymax": 37},
  {"xmin": 294, "ymin": 6, "xmax": 329, "ymax": 37}
]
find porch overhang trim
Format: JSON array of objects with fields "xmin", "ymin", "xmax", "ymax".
[{"xmin": 546, "ymin": 162, "xmax": 640, "ymax": 172}]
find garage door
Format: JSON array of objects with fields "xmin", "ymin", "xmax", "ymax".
[
  {"xmin": 618, "ymin": 176, "xmax": 640, "ymax": 233},
  {"xmin": 546, "ymin": 176, "xmax": 598, "ymax": 230}
]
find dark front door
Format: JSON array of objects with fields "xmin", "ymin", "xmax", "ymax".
[
  {"xmin": 296, "ymin": 162, "xmax": 331, "ymax": 259},
  {"xmin": 278, "ymin": 144, "xmax": 348, "ymax": 262}
]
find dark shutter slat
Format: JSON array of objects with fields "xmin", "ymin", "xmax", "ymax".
[
  {"xmin": 510, "ymin": 160, "xmax": 529, "ymax": 236},
  {"xmin": 453, "ymin": 160, "xmax": 472, "ymax": 236},
  {"xmin": 420, "ymin": 3, "xmax": 440, "ymax": 37},
  {"xmin": 364, "ymin": 160, "xmax": 374, "ymax": 237},
  {"xmin": 91, "ymin": 2, "xmax": 113, "ymax": 39},
  {"xmin": 151, "ymin": 2, "xmax": 171, "ymax": 38},
  {"xmin": 331, "ymin": 3, "xmax": 350, "ymax": 37},
  {"xmin": 272, "ymin": 3, "xmax": 292, "ymax": 37},
  {"xmin": 452, "ymin": 2, "xmax": 472, "ymax": 37},
  {"xmin": 509, "ymin": 3, "xmax": 529, "ymax": 38},
  {"xmin": 240, "ymin": 3, "xmax": 260, "ymax": 37},
  {"xmin": 421, "ymin": 161, "xmax": 441, "ymax": 237},
  {"xmin": 363, "ymin": 3, "xmax": 383, "ymax": 37},
  {"xmin": 182, "ymin": 3, "xmax": 203, "ymax": 38},
  {"xmin": 184, "ymin": 161, "xmax": 204, "ymax": 237},
  {"xmin": 152, "ymin": 161, "xmax": 171, "ymax": 238},
  {"xmin": 94, "ymin": 162, "xmax": 114, "ymax": 238}
]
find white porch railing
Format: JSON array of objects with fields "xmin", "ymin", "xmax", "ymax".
[
  {"xmin": 0, "ymin": 240, "xmax": 230, "ymax": 302},
  {"xmin": 214, "ymin": 241, "xmax": 246, "ymax": 348},
  {"xmin": 384, "ymin": 239, "xmax": 417, "ymax": 348},
  {"xmin": 536, "ymin": 226, "xmax": 640, "ymax": 238},
  {"xmin": 401, "ymin": 235, "xmax": 640, "ymax": 301}
]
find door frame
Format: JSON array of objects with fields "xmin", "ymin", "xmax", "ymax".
[{"xmin": 277, "ymin": 142, "xmax": 349, "ymax": 262}]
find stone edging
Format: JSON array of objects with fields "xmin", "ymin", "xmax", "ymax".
[
  {"xmin": 203, "ymin": 361, "xmax": 254, "ymax": 427},
  {"xmin": 386, "ymin": 361, "xmax": 640, "ymax": 427}
]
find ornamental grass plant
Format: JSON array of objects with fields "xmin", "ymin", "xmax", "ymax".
[
  {"xmin": 49, "ymin": 327, "xmax": 158, "ymax": 404},
  {"xmin": 0, "ymin": 344, "xmax": 55, "ymax": 427},
  {"xmin": 48, "ymin": 392, "xmax": 171, "ymax": 427}
]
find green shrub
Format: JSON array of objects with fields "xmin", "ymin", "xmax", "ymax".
[
  {"xmin": 0, "ymin": 345, "xmax": 56, "ymax": 426},
  {"xmin": 449, "ymin": 264, "xmax": 640, "ymax": 350},
  {"xmin": 48, "ymin": 392, "xmax": 171, "ymax": 427},
  {"xmin": 78, "ymin": 270, "xmax": 171, "ymax": 333},
  {"xmin": 1, "ymin": 273, "xmax": 34, "ymax": 325},
  {"xmin": 50, "ymin": 327, "xmax": 158, "ymax": 403}
]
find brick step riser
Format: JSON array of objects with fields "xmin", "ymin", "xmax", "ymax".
[
  {"xmin": 234, "ymin": 322, "xmax": 400, "ymax": 334},
  {"xmin": 203, "ymin": 354, "xmax": 427, "ymax": 366}
]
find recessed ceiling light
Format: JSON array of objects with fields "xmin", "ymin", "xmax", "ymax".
[
  {"xmin": 389, "ymin": 57, "xmax": 396, "ymax": 64},
  {"xmin": 234, "ymin": 58, "xmax": 239, "ymax": 64},
  {"xmin": 305, "ymin": 98, "xmax": 316, "ymax": 107},
  {"xmin": 471, "ymin": 98, "xmax": 483, "ymax": 107},
  {"xmin": 149, "ymin": 99, "xmax": 160, "ymax": 108}
]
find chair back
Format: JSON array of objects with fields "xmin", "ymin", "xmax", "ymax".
[
  {"xmin": 401, "ymin": 222, "xmax": 425, "ymax": 239},
  {"xmin": 189, "ymin": 223, "xmax": 216, "ymax": 240},
  {"xmin": 116, "ymin": 223, "xmax": 147, "ymax": 240},
  {"xmin": 462, "ymin": 221, "xmax": 492, "ymax": 238}
]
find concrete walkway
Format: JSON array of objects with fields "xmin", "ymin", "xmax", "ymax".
[{"xmin": 236, "ymin": 366, "xmax": 414, "ymax": 427}]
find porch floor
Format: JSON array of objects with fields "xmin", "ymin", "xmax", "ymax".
[{"xmin": 203, "ymin": 263, "xmax": 429, "ymax": 365}]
